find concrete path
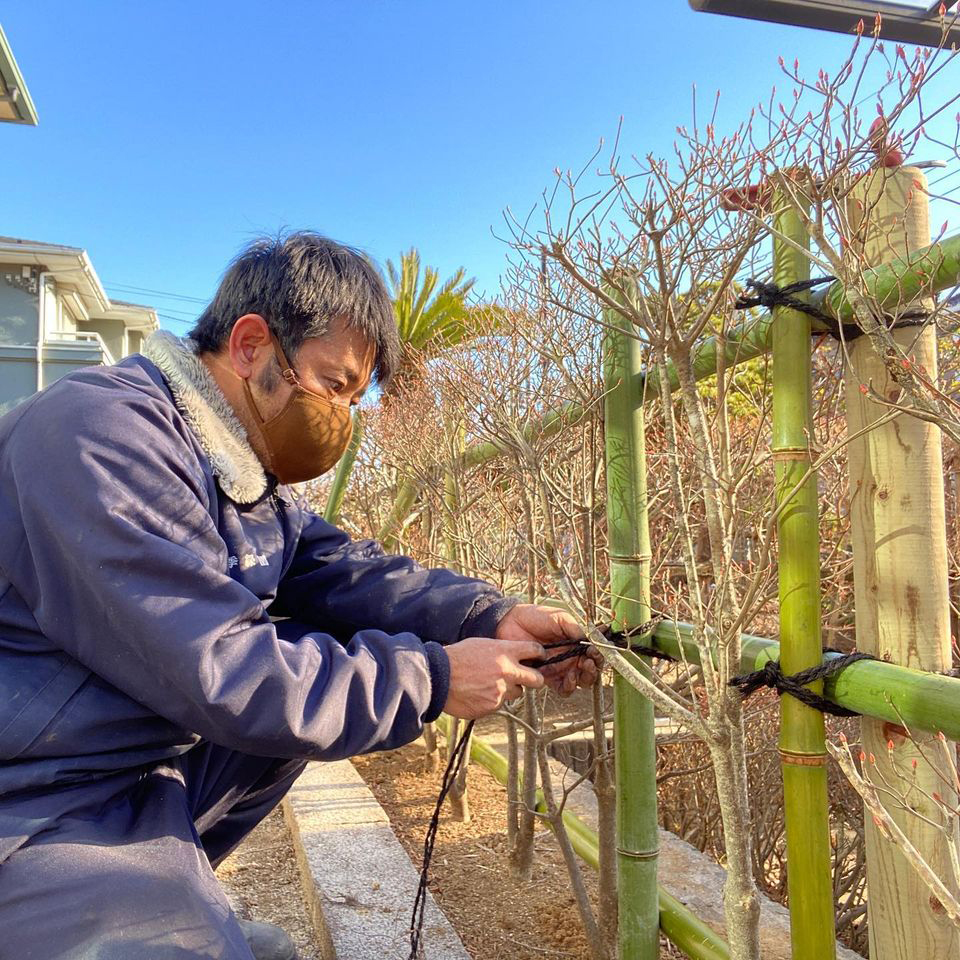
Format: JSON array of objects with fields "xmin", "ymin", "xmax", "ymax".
[{"xmin": 283, "ymin": 759, "xmax": 469, "ymax": 960}]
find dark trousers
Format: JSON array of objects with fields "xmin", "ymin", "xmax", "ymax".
[{"xmin": 0, "ymin": 744, "xmax": 306, "ymax": 959}]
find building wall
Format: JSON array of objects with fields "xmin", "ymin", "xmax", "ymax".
[
  {"xmin": 79, "ymin": 317, "xmax": 125, "ymax": 363},
  {"xmin": 0, "ymin": 264, "xmax": 39, "ymax": 346},
  {"xmin": 41, "ymin": 341, "xmax": 110, "ymax": 390},
  {"xmin": 0, "ymin": 347, "xmax": 39, "ymax": 416},
  {"xmin": 1, "ymin": 266, "xmax": 152, "ymax": 414}
]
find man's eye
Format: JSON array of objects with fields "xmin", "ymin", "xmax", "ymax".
[{"xmin": 327, "ymin": 379, "xmax": 345, "ymax": 393}]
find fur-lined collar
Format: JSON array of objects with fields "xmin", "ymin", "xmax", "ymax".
[{"xmin": 143, "ymin": 331, "xmax": 268, "ymax": 505}]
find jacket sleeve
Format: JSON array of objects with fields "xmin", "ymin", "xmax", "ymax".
[
  {"xmin": 2, "ymin": 380, "xmax": 446, "ymax": 761},
  {"xmin": 273, "ymin": 509, "xmax": 519, "ymax": 645}
]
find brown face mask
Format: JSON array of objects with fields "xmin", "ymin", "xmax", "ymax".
[{"xmin": 241, "ymin": 336, "xmax": 354, "ymax": 485}]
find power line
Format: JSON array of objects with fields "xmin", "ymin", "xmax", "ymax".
[
  {"xmin": 105, "ymin": 281, "xmax": 209, "ymax": 304},
  {"xmin": 149, "ymin": 304, "xmax": 200, "ymax": 318}
]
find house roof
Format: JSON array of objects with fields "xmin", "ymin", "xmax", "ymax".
[
  {"xmin": 0, "ymin": 236, "xmax": 158, "ymax": 332},
  {"xmin": 0, "ymin": 24, "xmax": 38, "ymax": 125}
]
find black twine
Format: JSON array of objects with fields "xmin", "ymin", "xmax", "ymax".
[
  {"xmin": 734, "ymin": 276, "xmax": 928, "ymax": 343},
  {"xmin": 409, "ymin": 718, "xmax": 476, "ymax": 960},
  {"xmin": 729, "ymin": 651, "xmax": 875, "ymax": 717},
  {"xmin": 533, "ymin": 616, "xmax": 675, "ymax": 668}
]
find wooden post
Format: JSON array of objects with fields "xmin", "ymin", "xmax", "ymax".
[{"xmin": 844, "ymin": 165, "xmax": 960, "ymax": 958}]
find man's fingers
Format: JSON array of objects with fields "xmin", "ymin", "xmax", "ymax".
[
  {"xmin": 512, "ymin": 640, "xmax": 547, "ymax": 662},
  {"xmin": 509, "ymin": 662, "xmax": 546, "ymax": 689},
  {"xmin": 554, "ymin": 613, "xmax": 586, "ymax": 642}
]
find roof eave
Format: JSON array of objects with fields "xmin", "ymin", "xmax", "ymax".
[{"xmin": 0, "ymin": 24, "xmax": 38, "ymax": 126}]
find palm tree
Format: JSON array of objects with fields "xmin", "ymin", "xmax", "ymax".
[
  {"xmin": 384, "ymin": 248, "xmax": 478, "ymax": 397},
  {"xmin": 324, "ymin": 248, "xmax": 481, "ymax": 521}
]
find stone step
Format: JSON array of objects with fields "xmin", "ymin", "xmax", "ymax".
[{"xmin": 283, "ymin": 759, "xmax": 469, "ymax": 960}]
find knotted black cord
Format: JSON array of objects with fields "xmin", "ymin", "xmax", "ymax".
[
  {"xmin": 533, "ymin": 616, "xmax": 675, "ymax": 668},
  {"xmin": 409, "ymin": 717, "xmax": 476, "ymax": 960},
  {"xmin": 729, "ymin": 651, "xmax": 875, "ymax": 717},
  {"xmin": 734, "ymin": 276, "xmax": 928, "ymax": 342}
]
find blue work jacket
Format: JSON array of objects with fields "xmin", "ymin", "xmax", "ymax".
[{"xmin": 0, "ymin": 342, "xmax": 511, "ymax": 857}]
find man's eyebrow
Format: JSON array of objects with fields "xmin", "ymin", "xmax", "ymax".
[{"xmin": 342, "ymin": 360, "xmax": 365, "ymax": 384}]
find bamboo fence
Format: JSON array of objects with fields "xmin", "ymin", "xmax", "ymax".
[{"xmin": 327, "ymin": 192, "xmax": 960, "ymax": 959}]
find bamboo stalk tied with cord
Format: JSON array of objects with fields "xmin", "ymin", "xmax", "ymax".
[{"xmin": 370, "ymin": 232, "xmax": 960, "ymax": 547}]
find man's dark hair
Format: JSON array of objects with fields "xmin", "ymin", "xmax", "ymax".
[{"xmin": 190, "ymin": 231, "xmax": 400, "ymax": 386}]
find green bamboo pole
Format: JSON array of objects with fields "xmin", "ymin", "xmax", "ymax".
[
  {"xmin": 602, "ymin": 289, "xmax": 659, "ymax": 960},
  {"xmin": 376, "ymin": 475, "xmax": 420, "ymax": 550},
  {"xmin": 323, "ymin": 411, "xmax": 364, "ymax": 525},
  {"xmin": 770, "ymin": 194, "xmax": 836, "ymax": 960},
  {"xmin": 435, "ymin": 716, "xmax": 731, "ymax": 960},
  {"xmin": 648, "ymin": 620, "xmax": 960, "ymax": 740}
]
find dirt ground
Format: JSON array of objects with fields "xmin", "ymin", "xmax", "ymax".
[
  {"xmin": 355, "ymin": 738, "xmax": 681, "ymax": 960},
  {"xmin": 217, "ymin": 808, "xmax": 323, "ymax": 960}
]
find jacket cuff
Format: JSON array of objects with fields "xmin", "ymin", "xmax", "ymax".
[
  {"xmin": 423, "ymin": 641, "xmax": 451, "ymax": 723},
  {"xmin": 459, "ymin": 594, "xmax": 522, "ymax": 642}
]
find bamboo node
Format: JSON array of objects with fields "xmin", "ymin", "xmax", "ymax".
[
  {"xmin": 617, "ymin": 846, "xmax": 660, "ymax": 860},
  {"xmin": 608, "ymin": 553, "xmax": 652, "ymax": 564},
  {"xmin": 779, "ymin": 749, "xmax": 827, "ymax": 767},
  {"xmin": 772, "ymin": 448, "xmax": 815, "ymax": 462}
]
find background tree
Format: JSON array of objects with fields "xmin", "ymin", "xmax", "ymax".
[{"xmin": 384, "ymin": 248, "xmax": 479, "ymax": 398}]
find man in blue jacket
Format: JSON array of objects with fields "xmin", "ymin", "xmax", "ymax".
[{"xmin": 0, "ymin": 232, "xmax": 594, "ymax": 959}]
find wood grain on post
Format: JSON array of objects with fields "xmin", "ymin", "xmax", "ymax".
[{"xmin": 844, "ymin": 166, "xmax": 960, "ymax": 960}]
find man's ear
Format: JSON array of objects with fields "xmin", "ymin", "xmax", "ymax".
[{"xmin": 227, "ymin": 314, "xmax": 272, "ymax": 378}]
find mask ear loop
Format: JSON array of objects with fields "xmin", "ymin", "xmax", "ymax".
[
  {"xmin": 237, "ymin": 334, "xmax": 291, "ymax": 477},
  {"xmin": 242, "ymin": 333, "xmax": 299, "ymax": 427},
  {"xmin": 271, "ymin": 336, "xmax": 300, "ymax": 388}
]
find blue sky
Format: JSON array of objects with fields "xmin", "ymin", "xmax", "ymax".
[{"xmin": 1, "ymin": 2, "xmax": 955, "ymax": 333}]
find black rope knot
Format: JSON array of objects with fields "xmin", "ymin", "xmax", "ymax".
[
  {"xmin": 534, "ymin": 615, "xmax": 675, "ymax": 668},
  {"xmin": 733, "ymin": 275, "xmax": 929, "ymax": 342},
  {"xmin": 729, "ymin": 651, "xmax": 875, "ymax": 718},
  {"xmin": 734, "ymin": 276, "xmax": 838, "ymax": 319}
]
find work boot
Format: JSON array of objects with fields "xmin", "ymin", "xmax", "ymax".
[{"xmin": 238, "ymin": 919, "xmax": 297, "ymax": 960}]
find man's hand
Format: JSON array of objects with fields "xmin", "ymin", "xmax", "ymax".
[
  {"xmin": 495, "ymin": 604, "xmax": 599, "ymax": 695},
  {"xmin": 443, "ymin": 637, "xmax": 546, "ymax": 720}
]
